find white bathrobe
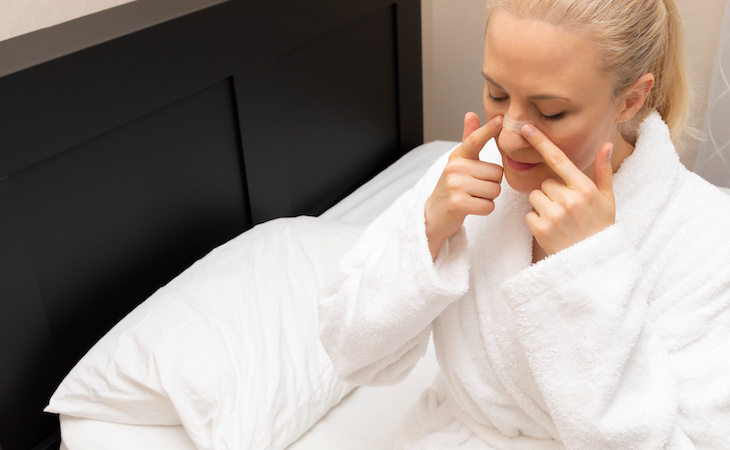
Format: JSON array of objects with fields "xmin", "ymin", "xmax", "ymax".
[{"xmin": 319, "ymin": 112, "xmax": 730, "ymax": 449}]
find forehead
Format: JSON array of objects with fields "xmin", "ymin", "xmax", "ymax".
[{"xmin": 483, "ymin": 12, "xmax": 607, "ymax": 96}]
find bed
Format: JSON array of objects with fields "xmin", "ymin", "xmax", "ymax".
[
  {"xmin": 50, "ymin": 139, "xmax": 457, "ymax": 450},
  {"xmin": 0, "ymin": 0, "xmax": 433, "ymax": 448}
]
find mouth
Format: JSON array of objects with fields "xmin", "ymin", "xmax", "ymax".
[{"xmin": 505, "ymin": 154, "xmax": 540, "ymax": 172}]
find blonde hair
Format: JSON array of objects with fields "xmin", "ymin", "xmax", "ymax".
[{"xmin": 485, "ymin": 0, "xmax": 694, "ymax": 145}]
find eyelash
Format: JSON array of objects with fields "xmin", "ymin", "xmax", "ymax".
[
  {"xmin": 486, "ymin": 91, "xmax": 565, "ymax": 121},
  {"xmin": 542, "ymin": 112, "xmax": 565, "ymax": 121}
]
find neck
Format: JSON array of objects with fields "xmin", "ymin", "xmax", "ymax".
[
  {"xmin": 610, "ymin": 134, "xmax": 635, "ymax": 174},
  {"xmin": 583, "ymin": 132, "xmax": 635, "ymax": 181},
  {"xmin": 532, "ymin": 239, "xmax": 548, "ymax": 264}
]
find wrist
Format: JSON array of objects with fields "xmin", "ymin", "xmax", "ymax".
[
  {"xmin": 428, "ymin": 235, "xmax": 446, "ymax": 261},
  {"xmin": 424, "ymin": 206, "xmax": 448, "ymax": 261}
]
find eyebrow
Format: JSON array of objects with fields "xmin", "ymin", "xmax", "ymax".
[{"xmin": 481, "ymin": 70, "xmax": 572, "ymax": 102}]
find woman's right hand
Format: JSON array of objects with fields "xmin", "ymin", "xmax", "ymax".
[{"xmin": 425, "ymin": 113, "xmax": 504, "ymax": 259}]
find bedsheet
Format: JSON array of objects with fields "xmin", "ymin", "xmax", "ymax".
[
  {"xmin": 60, "ymin": 347, "xmax": 439, "ymax": 450},
  {"xmin": 58, "ymin": 141, "xmax": 456, "ymax": 450}
]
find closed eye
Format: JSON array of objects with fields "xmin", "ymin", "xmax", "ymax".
[
  {"xmin": 485, "ymin": 82, "xmax": 565, "ymax": 120},
  {"xmin": 486, "ymin": 90, "xmax": 508, "ymax": 103},
  {"xmin": 540, "ymin": 111, "xmax": 565, "ymax": 121}
]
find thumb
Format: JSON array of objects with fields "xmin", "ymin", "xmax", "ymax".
[
  {"xmin": 593, "ymin": 142, "xmax": 615, "ymax": 199},
  {"xmin": 462, "ymin": 112, "xmax": 481, "ymax": 142}
]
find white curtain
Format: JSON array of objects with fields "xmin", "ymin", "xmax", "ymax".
[{"xmin": 695, "ymin": 0, "xmax": 730, "ymax": 188}]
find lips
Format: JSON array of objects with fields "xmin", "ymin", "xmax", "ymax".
[{"xmin": 505, "ymin": 155, "xmax": 539, "ymax": 171}]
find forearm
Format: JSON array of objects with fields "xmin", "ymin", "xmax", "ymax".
[{"xmin": 319, "ymin": 153, "xmax": 471, "ymax": 385}]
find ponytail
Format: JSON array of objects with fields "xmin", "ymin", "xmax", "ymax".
[{"xmin": 642, "ymin": 0, "xmax": 694, "ymax": 145}]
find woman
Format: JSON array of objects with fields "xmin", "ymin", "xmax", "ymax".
[{"xmin": 319, "ymin": 0, "xmax": 730, "ymax": 447}]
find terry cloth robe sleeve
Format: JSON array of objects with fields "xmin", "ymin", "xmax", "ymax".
[
  {"xmin": 319, "ymin": 148, "xmax": 471, "ymax": 386},
  {"xmin": 502, "ymin": 195, "xmax": 730, "ymax": 449}
]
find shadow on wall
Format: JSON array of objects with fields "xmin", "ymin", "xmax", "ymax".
[{"xmin": 0, "ymin": 0, "xmax": 136, "ymax": 41}]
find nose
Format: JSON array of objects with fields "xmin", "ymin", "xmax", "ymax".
[
  {"xmin": 502, "ymin": 116, "xmax": 534, "ymax": 134},
  {"xmin": 497, "ymin": 118, "xmax": 531, "ymax": 151}
]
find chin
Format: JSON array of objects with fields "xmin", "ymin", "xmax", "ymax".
[
  {"xmin": 504, "ymin": 174, "xmax": 538, "ymax": 194},
  {"xmin": 503, "ymin": 168, "xmax": 546, "ymax": 194}
]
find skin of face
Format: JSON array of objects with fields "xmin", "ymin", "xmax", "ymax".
[{"xmin": 483, "ymin": 11, "xmax": 631, "ymax": 194}]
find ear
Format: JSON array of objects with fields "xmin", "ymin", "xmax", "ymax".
[{"xmin": 616, "ymin": 73, "xmax": 655, "ymax": 123}]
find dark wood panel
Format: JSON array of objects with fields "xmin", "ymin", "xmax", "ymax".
[
  {"xmin": 0, "ymin": 2, "xmax": 235, "ymax": 178},
  {"xmin": 10, "ymin": 79, "xmax": 249, "ymax": 370},
  {"xmin": 395, "ymin": 0, "xmax": 424, "ymax": 151},
  {"xmin": 0, "ymin": 179, "xmax": 62, "ymax": 449},
  {"xmin": 279, "ymin": 5, "xmax": 400, "ymax": 217},
  {"xmin": 0, "ymin": 0, "xmax": 420, "ymax": 180},
  {"xmin": 239, "ymin": 5, "xmax": 401, "ymax": 223},
  {"xmin": 0, "ymin": 0, "xmax": 422, "ymax": 448}
]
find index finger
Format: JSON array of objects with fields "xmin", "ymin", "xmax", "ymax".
[
  {"xmin": 462, "ymin": 112, "xmax": 481, "ymax": 142},
  {"xmin": 521, "ymin": 123, "xmax": 585, "ymax": 185},
  {"xmin": 453, "ymin": 115, "xmax": 503, "ymax": 161}
]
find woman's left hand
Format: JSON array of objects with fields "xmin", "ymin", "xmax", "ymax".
[{"xmin": 521, "ymin": 124, "xmax": 616, "ymax": 256}]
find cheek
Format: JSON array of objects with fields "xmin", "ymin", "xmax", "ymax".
[
  {"xmin": 554, "ymin": 134, "xmax": 595, "ymax": 170},
  {"xmin": 547, "ymin": 126, "xmax": 609, "ymax": 173}
]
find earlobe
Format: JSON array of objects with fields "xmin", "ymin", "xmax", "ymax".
[{"xmin": 618, "ymin": 73, "xmax": 655, "ymax": 123}]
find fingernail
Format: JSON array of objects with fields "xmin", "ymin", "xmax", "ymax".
[
  {"xmin": 608, "ymin": 143, "xmax": 614, "ymax": 160},
  {"xmin": 522, "ymin": 124, "xmax": 535, "ymax": 138},
  {"xmin": 493, "ymin": 116, "xmax": 503, "ymax": 127}
]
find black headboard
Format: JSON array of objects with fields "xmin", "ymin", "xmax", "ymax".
[{"xmin": 0, "ymin": 0, "xmax": 422, "ymax": 448}]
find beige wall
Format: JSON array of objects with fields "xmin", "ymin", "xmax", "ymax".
[
  {"xmin": 0, "ymin": 0, "xmax": 136, "ymax": 42},
  {"xmin": 422, "ymin": 0, "xmax": 727, "ymax": 168}
]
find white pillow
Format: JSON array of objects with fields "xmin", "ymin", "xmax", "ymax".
[{"xmin": 45, "ymin": 216, "xmax": 363, "ymax": 450}]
